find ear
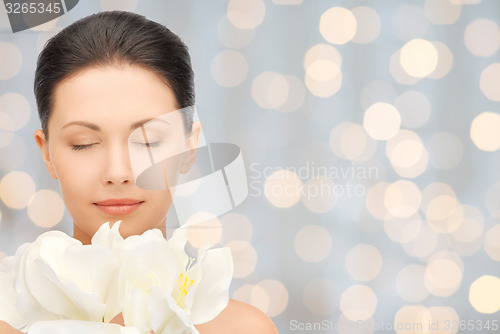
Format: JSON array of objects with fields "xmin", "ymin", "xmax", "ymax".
[
  {"xmin": 180, "ymin": 121, "xmax": 201, "ymax": 174},
  {"xmin": 34, "ymin": 129, "xmax": 58, "ymax": 180}
]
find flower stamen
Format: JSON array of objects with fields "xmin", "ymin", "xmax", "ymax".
[{"xmin": 176, "ymin": 272, "xmax": 194, "ymax": 307}]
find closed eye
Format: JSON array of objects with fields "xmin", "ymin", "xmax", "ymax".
[{"xmin": 72, "ymin": 144, "xmax": 95, "ymax": 151}]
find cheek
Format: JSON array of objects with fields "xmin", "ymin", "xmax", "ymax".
[
  {"xmin": 51, "ymin": 150, "xmax": 98, "ymax": 202},
  {"xmin": 147, "ymin": 189, "xmax": 173, "ymax": 211}
]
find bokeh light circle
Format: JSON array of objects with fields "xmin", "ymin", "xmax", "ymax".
[
  {"xmin": 264, "ymin": 169, "xmax": 302, "ymax": 208},
  {"xmin": 428, "ymin": 41, "xmax": 454, "ymax": 79},
  {"xmin": 464, "ymin": 18, "xmax": 500, "ymax": 57},
  {"xmin": 0, "ymin": 93, "xmax": 31, "ymax": 131},
  {"xmin": 27, "ymin": 189, "xmax": 64, "ymax": 228},
  {"xmin": 385, "ymin": 130, "xmax": 429, "ymax": 178},
  {"xmin": 402, "ymin": 225, "xmax": 438, "ymax": 259},
  {"xmin": 351, "ymin": 6, "xmax": 381, "ymax": 44},
  {"xmin": 428, "ymin": 307, "xmax": 459, "ymax": 333},
  {"xmin": 252, "ymin": 71, "xmax": 290, "ymax": 109},
  {"xmin": 294, "ymin": 225, "xmax": 332, "ymax": 263},
  {"xmin": 469, "ymin": 275, "xmax": 500, "ymax": 314},
  {"xmin": 232, "ymin": 284, "xmax": 269, "ymax": 313},
  {"xmin": 220, "ymin": 212, "xmax": 253, "ymax": 244},
  {"xmin": 304, "ymin": 44, "xmax": 343, "ymax": 97},
  {"xmin": 211, "ymin": 50, "xmax": 248, "ymax": 87},
  {"xmin": 339, "ymin": 123, "xmax": 368, "ymax": 160},
  {"xmin": 470, "ymin": 111, "xmax": 500, "ymax": 151},
  {"xmin": 339, "ymin": 285, "xmax": 377, "ymax": 321},
  {"xmin": 227, "ymin": 0, "xmax": 266, "ymax": 30},
  {"xmin": 217, "ymin": 16, "xmax": 255, "ymax": 49},
  {"xmin": 330, "ymin": 122, "xmax": 377, "ymax": 162},
  {"xmin": 394, "ymin": 306, "xmax": 432, "ymax": 334},
  {"xmin": 0, "ymin": 43, "xmax": 22, "ymax": 80},
  {"xmin": 396, "ymin": 264, "xmax": 430, "ymax": 302},
  {"xmin": 225, "ymin": 240, "xmax": 257, "ymax": 278},
  {"xmin": 0, "ymin": 129, "xmax": 13, "ymax": 149},
  {"xmin": 256, "ymin": 280, "xmax": 289, "ymax": 317},
  {"xmin": 304, "ymin": 44, "xmax": 342, "ymax": 69},
  {"xmin": 425, "ymin": 0, "xmax": 461, "ymax": 25},
  {"xmin": 319, "ymin": 7, "xmax": 357, "ymax": 45},
  {"xmin": 366, "ymin": 182, "xmax": 390, "ymax": 220},
  {"xmin": 424, "ymin": 258, "xmax": 463, "ymax": 297},
  {"xmin": 0, "ymin": 171, "xmax": 35, "ymax": 209},
  {"xmin": 345, "ymin": 244, "xmax": 383, "ymax": 281},
  {"xmin": 306, "ymin": 59, "xmax": 340, "ymax": 82},
  {"xmin": 384, "ymin": 180, "xmax": 421, "ymax": 218},
  {"xmin": 305, "ymin": 69, "xmax": 342, "ymax": 97},
  {"xmin": 187, "ymin": 213, "xmax": 222, "ymax": 248},
  {"xmin": 480, "ymin": 64, "xmax": 500, "ymax": 101},
  {"xmin": 278, "ymin": 75, "xmax": 306, "ymax": 112},
  {"xmin": 400, "ymin": 39, "xmax": 439, "ymax": 78},
  {"xmin": 450, "ymin": 205, "xmax": 483, "ymax": 243},
  {"xmin": 363, "ymin": 102, "xmax": 401, "ymax": 141},
  {"xmin": 301, "ymin": 176, "xmax": 337, "ymax": 213},
  {"xmin": 390, "ymin": 50, "xmax": 421, "ymax": 85}
]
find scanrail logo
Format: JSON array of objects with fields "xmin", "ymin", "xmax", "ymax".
[{"xmin": 3, "ymin": 0, "xmax": 79, "ymax": 33}]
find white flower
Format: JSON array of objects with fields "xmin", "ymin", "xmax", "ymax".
[
  {"xmin": 0, "ymin": 256, "xmax": 26, "ymax": 330},
  {"xmin": 28, "ymin": 320, "xmax": 142, "ymax": 334},
  {"xmin": 12, "ymin": 230, "xmax": 118, "ymax": 330},
  {"xmin": 1, "ymin": 221, "xmax": 233, "ymax": 333},
  {"xmin": 93, "ymin": 222, "xmax": 233, "ymax": 334}
]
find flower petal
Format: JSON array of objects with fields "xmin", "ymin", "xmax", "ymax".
[
  {"xmin": 91, "ymin": 222, "xmax": 124, "ymax": 249},
  {"xmin": 188, "ymin": 247, "xmax": 233, "ymax": 324},
  {"xmin": 28, "ymin": 320, "xmax": 142, "ymax": 334},
  {"xmin": 146, "ymin": 287, "xmax": 198, "ymax": 334},
  {"xmin": 0, "ymin": 268, "xmax": 26, "ymax": 330},
  {"xmin": 123, "ymin": 288, "xmax": 150, "ymax": 332},
  {"xmin": 168, "ymin": 228, "xmax": 189, "ymax": 272}
]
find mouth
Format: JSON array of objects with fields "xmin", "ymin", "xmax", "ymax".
[{"xmin": 93, "ymin": 198, "xmax": 144, "ymax": 215}]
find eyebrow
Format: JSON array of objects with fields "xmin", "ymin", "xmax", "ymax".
[{"xmin": 60, "ymin": 118, "xmax": 171, "ymax": 131}]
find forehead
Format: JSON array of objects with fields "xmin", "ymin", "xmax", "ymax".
[{"xmin": 50, "ymin": 64, "xmax": 180, "ymax": 126}]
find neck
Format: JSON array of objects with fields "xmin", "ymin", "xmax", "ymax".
[{"xmin": 72, "ymin": 223, "xmax": 92, "ymax": 245}]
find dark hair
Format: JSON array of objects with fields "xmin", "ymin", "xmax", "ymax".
[{"xmin": 34, "ymin": 10, "xmax": 195, "ymax": 140}]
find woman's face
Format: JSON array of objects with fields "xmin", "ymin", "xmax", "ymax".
[{"xmin": 34, "ymin": 64, "xmax": 200, "ymax": 244}]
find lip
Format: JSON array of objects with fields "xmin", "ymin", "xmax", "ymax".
[{"xmin": 93, "ymin": 198, "xmax": 144, "ymax": 215}]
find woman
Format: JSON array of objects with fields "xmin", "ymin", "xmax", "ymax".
[{"xmin": 0, "ymin": 10, "xmax": 278, "ymax": 333}]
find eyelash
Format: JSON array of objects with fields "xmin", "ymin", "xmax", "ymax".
[
  {"xmin": 71, "ymin": 142, "xmax": 160, "ymax": 151},
  {"xmin": 72, "ymin": 144, "xmax": 94, "ymax": 151}
]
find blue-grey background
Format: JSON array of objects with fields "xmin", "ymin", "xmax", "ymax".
[{"xmin": 1, "ymin": 0, "xmax": 500, "ymax": 333}]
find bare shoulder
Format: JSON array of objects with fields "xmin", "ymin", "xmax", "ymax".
[{"xmin": 194, "ymin": 299, "xmax": 279, "ymax": 334}]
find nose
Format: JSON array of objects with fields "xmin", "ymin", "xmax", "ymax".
[{"xmin": 102, "ymin": 141, "xmax": 134, "ymax": 185}]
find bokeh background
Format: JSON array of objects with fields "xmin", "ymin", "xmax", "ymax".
[{"xmin": 1, "ymin": 0, "xmax": 500, "ymax": 332}]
